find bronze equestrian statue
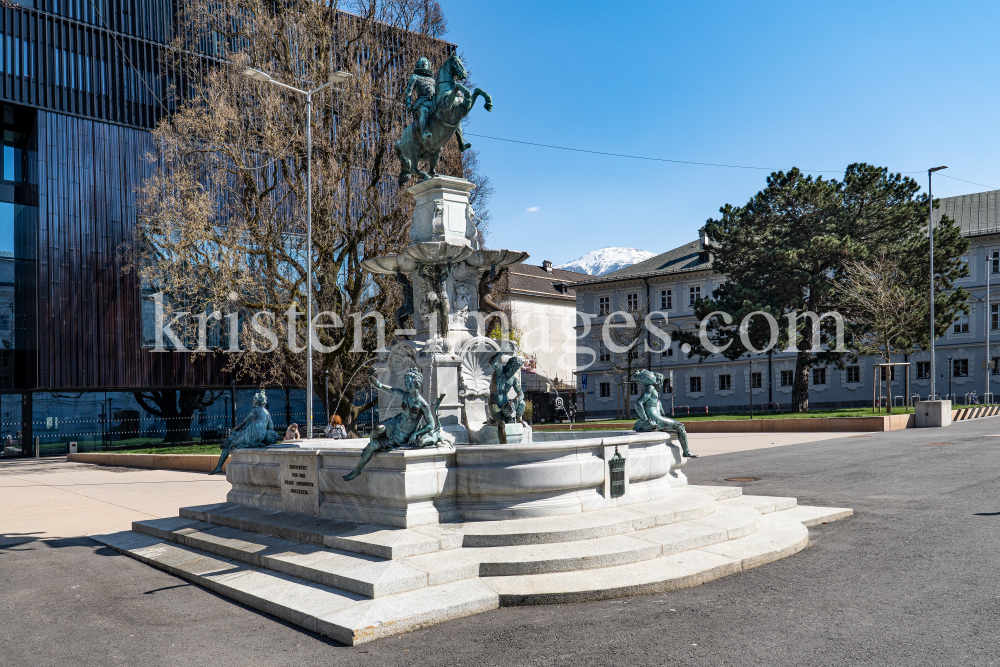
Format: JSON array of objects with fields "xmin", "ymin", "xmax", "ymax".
[{"xmin": 395, "ymin": 53, "xmax": 493, "ymax": 186}]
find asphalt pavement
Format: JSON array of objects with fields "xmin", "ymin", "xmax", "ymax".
[{"xmin": 4, "ymin": 418, "xmax": 1000, "ymax": 667}]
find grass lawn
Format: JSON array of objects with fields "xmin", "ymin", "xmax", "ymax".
[{"xmin": 572, "ymin": 406, "xmax": 917, "ymax": 425}]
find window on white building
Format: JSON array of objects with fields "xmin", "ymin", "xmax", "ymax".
[
  {"xmin": 690, "ymin": 376, "xmax": 702, "ymax": 392},
  {"xmin": 688, "ymin": 286, "xmax": 701, "ymax": 307},
  {"xmin": 751, "ymin": 372, "xmax": 762, "ymax": 389},
  {"xmin": 598, "ymin": 342, "xmax": 610, "ymax": 362},
  {"xmin": 846, "ymin": 366, "xmax": 860, "ymax": 383},
  {"xmin": 780, "ymin": 370, "xmax": 794, "ymax": 387},
  {"xmin": 953, "ymin": 359, "xmax": 969, "ymax": 377},
  {"xmin": 879, "ymin": 366, "xmax": 895, "ymax": 381},
  {"xmin": 719, "ymin": 374, "xmax": 731, "ymax": 391},
  {"xmin": 598, "ymin": 296, "xmax": 610, "ymax": 316},
  {"xmin": 813, "ymin": 368, "xmax": 826, "ymax": 385},
  {"xmin": 917, "ymin": 361, "xmax": 930, "ymax": 379},
  {"xmin": 992, "ymin": 303, "xmax": 998, "ymax": 330},
  {"xmin": 993, "ymin": 251, "xmax": 999, "ymax": 274},
  {"xmin": 627, "ymin": 293, "xmax": 639, "ymax": 312},
  {"xmin": 661, "ymin": 289, "xmax": 672, "ymax": 310},
  {"xmin": 954, "ymin": 311, "xmax": 969, "ymax": 333},
  {"xmin": 599, "ymin": 382, "xmax": 610, "ymax": 398}
]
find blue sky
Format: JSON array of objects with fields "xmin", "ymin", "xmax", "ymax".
[{"xmin": 443, "ymin": 0, "xmax": 1000, "ymax": 265}]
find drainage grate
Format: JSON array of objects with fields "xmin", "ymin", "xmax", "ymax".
[
  {"xmin": 725, "ymin": 477, "xmax": 760, "ymax": 482},
  {"xmin": 926, "ymin": 442, "xmax": 953, "ymax": 446}
]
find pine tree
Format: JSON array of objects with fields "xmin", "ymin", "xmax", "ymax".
[{"xmin": 686, "ymin": 164, "xmax": 969, "ymax": 412}]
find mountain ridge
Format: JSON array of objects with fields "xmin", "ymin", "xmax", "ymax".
[{"xmin": 556, "ymin": 247, "xmax": 656, "ymax": 276}]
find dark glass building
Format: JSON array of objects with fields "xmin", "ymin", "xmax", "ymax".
[{"xmin": 0, "ymin": 0, "xmax": 324, "ymax": 456}]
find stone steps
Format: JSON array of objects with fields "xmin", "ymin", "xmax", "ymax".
[
  {"xmin": 134, "ymin": 493, "xmax": 751, "ymax": 591},
  {"xmin": 93, "ymin": 486, "xmax": 852, "ymax": 645},
  {"xmin": 482, "ymin": 515, "xmax": 809, "ymax": 605},
  {"xmin": 399, "ymin": 504, "xmax": 763, "ymax": 581},
  {"xmin": 449, "ymin": 487, "xmax": 718, "ymax": 547},
  {"xmin": 90, "ymin": 530, "xmax": 499, "ymax": 646},
  {"xmin": 132, "ymin": 517, "xmax": 431, "ymax": 598},
  {"xmin": 178, "ymin": 487, "xmax": 721, "ymax": 556}
]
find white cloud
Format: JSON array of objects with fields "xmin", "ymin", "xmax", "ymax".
[{"xmin": 526, "ymin": 206, "xmax": 541, "ymax": 213}]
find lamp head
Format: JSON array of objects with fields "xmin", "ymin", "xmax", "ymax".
[
  {"xmin": 329, "ymin": 70, "xmax": 352, "ymax": 84},
  {"xmin": 929, "ymin": 166, "xmax": 948, "ymax": 173},
  {"xmin": 242, "ymin": 68, "xmax": 272, "ymax": 83}
]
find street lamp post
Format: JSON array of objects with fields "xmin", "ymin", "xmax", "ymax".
[
  {"xmin": 987, "ymin": 256, "xmax": 992, "ymax": 403},
  {"xmin": 928, "ymin": 166, "xmax": 947, "ymax": 400},
  {"xmin": 243, "ymin": 67, "xmax": 352, "ymax": 439}
]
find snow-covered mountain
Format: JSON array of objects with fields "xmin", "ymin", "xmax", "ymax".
[{"xmin": 556, "ymin": 247, "xmax": 656, "ymax": 276}]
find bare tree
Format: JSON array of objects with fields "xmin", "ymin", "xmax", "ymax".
[
  {"xmin": 129, "ymin": 0, "xmax": 490, "ymax": 435},
  {"xmin": 834, "ymin": 253, "xmax": 926, "ymax": 413}
]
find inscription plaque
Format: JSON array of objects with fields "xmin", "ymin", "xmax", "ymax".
[{"xmin": 279, "ymin": 455, "xmax": 320, "ymax": 514}]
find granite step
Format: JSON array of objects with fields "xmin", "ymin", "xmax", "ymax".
[
  {"xmin": 180, "ymin": 502, "xmax": 448, "ymax": 559},
  {"xmin": 482, "ymin": 515, "xmax": 809, "ymax": 605},
  {"xmin": 768, "ymin": 504, "xmax": 853, "ymax": 526},
  {"xmin": 718, "ymin": 494, "xmax": 797, "ymax": 514},
  {"xmin": 132, "ymin": 517, "xmax": 430, "ymax": 598},
  {"xmin": 686, "ymin": 484, "xmax": 743, "ymax": 500},
  {"xmin": 179, "ymin": 488, "xmax": 721, "ymax": 557},
  {"xmin": 90, "ymin": 530, "xmax": 499, "ymax": 646},
  {"xmin": 436, "ymin": 487, "xmax": 718, "ymax": 548},
  {"xmin": 396, "ymin": 505, "xmax": 763, "ymax": 582}
]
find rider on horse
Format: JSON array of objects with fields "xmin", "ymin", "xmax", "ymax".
[{"xmin": 404, "ymin": 57, "xmax": 436, "ymax": 143}]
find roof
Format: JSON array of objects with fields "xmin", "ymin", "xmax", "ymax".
[
  {"xmin": 932, "ymin": 189, "xmax": 1000, "ymax": 237},
  {"xmin": 507, "ymin": 263, "xmax": 589, "ymax": 301},
  {"xmin": 567, "ymin": 189, "xmax": 1000, "ymax": 291},
  {"xmin": 572, "ymin": 239, "xmax": 713, "ymax": 286}
]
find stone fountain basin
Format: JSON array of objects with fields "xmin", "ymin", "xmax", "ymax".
[{"xmin": 226, "ymin": 430, "xmax": 687, "ymax": 528}]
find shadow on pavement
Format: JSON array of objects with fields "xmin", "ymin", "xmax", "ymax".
[{"xmin": 0, "ymin": 533, "xmax": 118, "ymax": 552}]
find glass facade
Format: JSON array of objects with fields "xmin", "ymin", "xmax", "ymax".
[
  {"xmin": 0, "ymin": 3, "xmax": 399, "ymax": 457},
  {"xmin": 27, "ymin": 387, "xmax": 333, "ymax": 456}
]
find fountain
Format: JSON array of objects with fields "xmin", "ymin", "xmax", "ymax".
[{"xmin": 92, "ymin": 53, "xmax": 852, "ymax": 645}]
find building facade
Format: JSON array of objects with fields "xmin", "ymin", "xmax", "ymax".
[
  {"xmin": 0, "ymin": 3, "xmax": 444, "ymax": 456},
  {"xmin": 504, "ymin": 260, "xmax": 588, "ymax": 421},
  {"xmin": 573, "ymin": 191, "xmax": 1000, "ymax": 418}
]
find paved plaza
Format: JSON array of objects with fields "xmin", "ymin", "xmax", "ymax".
[{"xmin": 3, "ymin": 421, "xmax": 999, "ymax": 665}]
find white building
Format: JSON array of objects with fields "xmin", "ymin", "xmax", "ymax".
[
  {"xmin": 573, "ymin": 190, "xmax": 1000, "ymax": 417},
  {"xmin": 507, "ymin": 260, "xmax": 588, "ymax": 393}
]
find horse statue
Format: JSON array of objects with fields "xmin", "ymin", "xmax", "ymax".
[{"xmin": 394, "ymin": 52, "xmax": 493, "ymax": 187}]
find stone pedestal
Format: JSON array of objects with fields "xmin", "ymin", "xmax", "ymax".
[
  {"xmin": 408, "ymin": 176, "xmax": 478, "ymax": 247},
  {"xmin": 226, "ymin": 431, "xmax": 680, "ymax": 528},
  {"xmin": 362, "ymin": 176, "xmax": 530, "ymax": 446},
  {"xmin": 915, "ymin": 400, "xmax": 952, "ymax": 427}
]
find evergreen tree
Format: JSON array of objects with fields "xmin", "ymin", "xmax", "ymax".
[{"xmin": 685, "ymin": 164, "xmax": 968, "ymax": 412}]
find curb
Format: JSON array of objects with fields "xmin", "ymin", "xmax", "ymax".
[{"xmin": 68, "ymin": 452, "xmax": 223, "ymax": 473}]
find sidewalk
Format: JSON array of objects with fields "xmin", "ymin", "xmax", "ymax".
[
  {"xmin": 0, "ymin": 430, "xmax": 870, "ymax": 540},
  {"xmin": 0, "ymin": 459, "xmax": 230, "ymax": 541},
  {"xmin": 688, "ymin": 431, "xmax": 868, "ymax": 456}
]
